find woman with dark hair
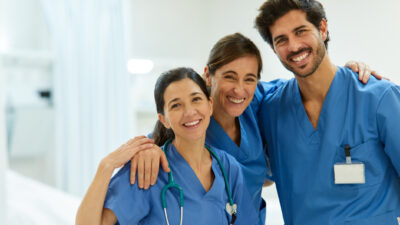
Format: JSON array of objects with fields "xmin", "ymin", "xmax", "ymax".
[
  {"xmin": 76, "ymin": 67, "xmax": 257, "ymax": 225},
  {"xmin": 129, "ymin": 33, "xmax": 380, "ymax": 225}
]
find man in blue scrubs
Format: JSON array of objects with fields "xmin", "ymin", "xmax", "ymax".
[{"xmin": 254, "ymin": 0, "xmax": 400, "ymax": 224}]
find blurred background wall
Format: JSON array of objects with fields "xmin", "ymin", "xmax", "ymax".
[{"xmin": 1, "ymin": 0, "xmax": 399, "ymax": 224}]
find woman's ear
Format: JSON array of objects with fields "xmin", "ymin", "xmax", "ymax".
[
  {"xmin": 204, "ymin": 66, "xmax": 212, "ymax": 87},
  {"xmin": 208, "ymin": 97, "xmax": 213, "ymax": 116},
  {"xmin": 158, "ymin": 113, "xmax": 171, "ymax": 129}
]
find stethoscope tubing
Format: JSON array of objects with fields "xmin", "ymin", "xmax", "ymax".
[{"xmin": 161, "ymin": 139, "xmax": 236, "ymax": 225}]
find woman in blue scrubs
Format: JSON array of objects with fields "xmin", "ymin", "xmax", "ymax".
[
  {"xmin": 75, "ymin": 67, "xmax": 257, "ymax": 225},
  {"xmin": 129, "ymin": 33, "xmax": 377, "ymax": 225}
]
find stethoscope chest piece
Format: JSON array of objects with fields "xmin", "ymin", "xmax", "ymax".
[
  {"xmin": 225, "ymin": 203, "xmax": 237, "ymax": 215},
  {"xmin": 226, "ymin": 203, "xmax": 237, "ymax": 225}
]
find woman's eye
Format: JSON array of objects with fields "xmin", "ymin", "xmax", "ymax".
[
  {"xmin": 171, "ymin": 103, "xmax": 180, "ymax": 109},
  {"xmin": 224, "ymin": 75, "xmax": 235, "ymax": 80},
  {"xmin": 193, "ymin": 97, "xmax": 202, "ymax": 102},
  {"xmin": 245, "ymin": 78, "xmax": 256, "ymax": 82}
]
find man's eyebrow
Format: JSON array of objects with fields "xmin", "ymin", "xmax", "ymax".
[
  {"xmin": 273, "ymin": 25, "xmax": 308, "ymax": 43},
  {"xmin": 273, "ymin": 34, "xmax": 285, "ymax": 43},
  {"xmin": 293, "ymin": 25, "xmax": 307, "ymax": 32}
]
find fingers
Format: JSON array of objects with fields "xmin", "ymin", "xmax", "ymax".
[
  {"xmin": 143, "ymin": 156, "xmax": 152, "ymax": 189},
  {"xmin": 371, "ymin": 70, "xmax": 388, "ymax": 80},
  {"xmin": 137, "ymin": 155, "xmax": 145, "ymax": 189},
  {"xmin": 345, "ymin": 60, "xmax": 358, "ymax": 72},
  {"xmin": 130, "ymin": 157, "xmax": 138, "ymax": 184},
  {"xmin": 353, "ymin": 62, "xmax": 366, "ymax": 83},
  {"xmin": 345, "ymin": 60, "xmax": 370, "ymax": 83},
  {"xmin": 360, "ymin": 64, "xmax": 369, "ymax": 84},
  {"xmin": 371, "ymin": 70, "xmax": 382, "ymax": 80},
  {"xmin": 126, "ymin": 136, "xmax": 154, "ymax": 149},
  {"xmin": 151, "ymin": 155, "xmax": 160, "ymax": 186},
  {"xmin": 160, "ymin": 151, "xmax": 170, "ymax": 173},
  {"xmin": 129, "ymin": 145, "xmax": 166, "ymax": 189}
]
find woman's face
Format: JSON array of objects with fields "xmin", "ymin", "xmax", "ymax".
[
  {"xmin": 206, "ymin": 55, "xmax": 259, "ymax": 119},
  {"xmin": 159, "ymin": 78, "xmax": 213, "ymax": 141}
]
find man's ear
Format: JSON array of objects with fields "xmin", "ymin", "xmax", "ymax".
[
  {"xmin": 319, "ymin": 19, "xmax": 328, "ymax": 41},
  {"xmin": 158, "ymin": 113, "xmax": 170, "ymax": 129},
  {"xmin": 271, "ymin": 44, "xmax": 277, "ymax": 54},
  {"xmin": 204, "ymin": 66, "xmax": 212, "ymax": 87}
]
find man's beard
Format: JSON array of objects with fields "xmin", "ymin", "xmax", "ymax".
[{"xmin": 280, "ymin": 41, "xmax": 326, "ymax": 78}]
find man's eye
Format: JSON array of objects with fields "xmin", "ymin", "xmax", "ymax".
[
  {"xmin": 275, "ymin": 38, "xmax": 286, "ymax": 45},
  {"xmin": 296, "ymin": 29, "xmax": 305, "ymax": 35}
]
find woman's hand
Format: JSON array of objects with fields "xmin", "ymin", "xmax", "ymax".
[
  {"xmin": 345, "ymin": 60, "xmax": 387, "ymax": 83},
  {"xmin": 100, "ymin": 136, "xmax": 155, "ymax": 171},
  {"xmin": 130, "ymin": 141, "xmax": 170, "ymax": 189}
]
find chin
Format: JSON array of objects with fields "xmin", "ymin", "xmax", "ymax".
[{"xmin": 227, "ymin": 109, "xmax": 245, "ymax": 118}]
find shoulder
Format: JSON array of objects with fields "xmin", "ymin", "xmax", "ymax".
[
  {"xmin": 339, "ymin": 66, "xmax": 394, "ymax": 102},
  {"xmin": 251, "ymin": 79, "xmax": 289, "ymax": 109},
  {"xmin": 109, "ymin": 162, "xmax": 132, "ymax": 186},
  {"xmin": 211, "ymin": 146, "xmax": 242, "ymax": 174},
  {"xmin": 258, "ymin": 77, "xmax": 295, "ymax": 111}
]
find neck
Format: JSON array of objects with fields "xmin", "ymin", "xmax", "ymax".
[
  {"xmin": 212, "ymin": 107, "xmax": 240, "ymax": 145},
  {"xmin": 296, "ymin": 54, "xmax": 338, "ymax": 103},
  {"xmin": 173, "ymin": 135, "xmax": 211, "ymax": 170}
]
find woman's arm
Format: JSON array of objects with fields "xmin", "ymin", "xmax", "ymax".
[
  {"xmin": 76, "ymin": 161, "xmax": 116, "ymax": 225},
  {"xmin": 75, "ymin": 136, "xmax": 154, "ymax": 225}
]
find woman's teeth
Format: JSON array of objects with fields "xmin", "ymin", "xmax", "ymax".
[
  {"xmin": 184, "ymin": 120, "xmax": 200, "ymax": 127},
  {"xmin": 228, "ymin": 96, "xmax": 245, "ymax": 104}
]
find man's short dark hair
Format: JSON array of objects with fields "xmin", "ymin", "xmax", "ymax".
[{"xmin": 255, "ymin": 0, "xmax": 330, "ymax": 49}]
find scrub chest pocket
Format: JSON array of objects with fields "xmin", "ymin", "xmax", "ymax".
[{"xmin": 334, "ymin": 139, "xmax": 389, "ymax": 189}]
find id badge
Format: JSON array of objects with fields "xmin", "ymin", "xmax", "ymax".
[{"xmin": 334, "ymin": 162, "xmax": 365, "ymax": 184}]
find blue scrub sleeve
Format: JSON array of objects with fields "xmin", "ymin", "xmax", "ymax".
[
  {"xmin": 264, "ymin": 145, "xmax": 274, "ymax": 182},
  {"xmin": 223, "ymin": 153, "xmax": 258, "ymax": 225},
  {"xmin": 376, "ymin": 85, "xmax": 400, "ymax": 177},
  {"xmin": 251, "ymin": 79, "xmax": 287, "ymax": 113},
  {"xmin": 104, "ymin": 163, "xmax": 151, "ymax": 225}
]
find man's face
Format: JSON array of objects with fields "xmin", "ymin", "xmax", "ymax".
[{"xmin": 269, "ymin": 10, "xmax": 327, "ymax": 78}]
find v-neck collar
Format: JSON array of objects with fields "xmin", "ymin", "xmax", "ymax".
[
  {"xmin": 167, "ymin": 143, "xmax": 223, "ymax": 200},
  {"xmin": 291, "ymin": 67, "xmax": 346, "ymax": 141},
  {"xmin": 208, "ymin": 116, "xmax": 249, "ymax": 161}
]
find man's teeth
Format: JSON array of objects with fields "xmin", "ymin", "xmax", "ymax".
[
  {"xmin": 292, "ymin": 52, "xmax": 309, "ymax": 62},
  {"xmin": 228, "ymin": 97, "xmax": 245, "ymax": 104},
  {"xmin": 184, "ymin": 120, "xmax": 200, "ymax": 127}
]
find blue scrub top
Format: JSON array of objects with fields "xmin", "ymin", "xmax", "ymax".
[
  {"xmin": 104, "ymin": 143, "xmax": 257, "ymax": 225},
  {"xmin": 205, "ymin": 79, "xmax": 286, "ymax": 225},
  {"xmin": 258, "ymin": 67, "xmax": 400, "ymax": 225}
]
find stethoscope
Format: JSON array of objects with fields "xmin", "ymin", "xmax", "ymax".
[{"xmin": 161, "ymin": 139, "xmax": 237, "ymax": 225}]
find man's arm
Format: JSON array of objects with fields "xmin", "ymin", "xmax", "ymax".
[{"xmin": 376, "ymin": 85, "xmax": 400, "ymax": 175}]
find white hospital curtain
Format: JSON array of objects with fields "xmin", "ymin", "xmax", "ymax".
[
  {"xmin": 0, "ymin": 55, "xmax": 8, "ymax": 225},
  {"xmin": 40, "ymin": 0, "xmax": 132, "ymax": 196}
]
